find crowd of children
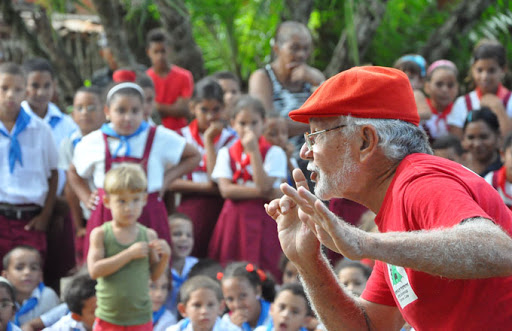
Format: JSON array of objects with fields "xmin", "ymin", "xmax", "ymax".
[{"xmin": 2, "ymin": 17, "xmax": 512, "ymax": 330}]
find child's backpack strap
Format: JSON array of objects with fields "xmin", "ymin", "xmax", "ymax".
[{"xmin": 464, "ymin": 94, "xmax": 473, "ymax": 112}]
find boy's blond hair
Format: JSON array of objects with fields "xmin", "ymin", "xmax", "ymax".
[{"xmin": 104, "ymin": 163, "xmax": 147, "ymax": 194}]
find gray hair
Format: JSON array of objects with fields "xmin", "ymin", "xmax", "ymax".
[{"xmin": 343, "ymin": 116, "xmax": 432, "ymax": 162}]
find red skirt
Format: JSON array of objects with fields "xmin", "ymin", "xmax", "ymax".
[
  {"xmin": 208, "ymin": 199, "xmax": 282, "ymax": 280},
  {"xmin": 0, "ymin": 214, "xmax": 46, "ymax": 265},
  {"xmin": 177, "ymin": 194, "xmax": 224, "ymax": 258},
  {"xmin": 83, "ymin": 190, "xmax": 170, "ymax": 261}
]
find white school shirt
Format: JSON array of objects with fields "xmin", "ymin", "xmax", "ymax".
[
  {"xmin": 40, "ymin": 303, "xmax": 69, "ymax": 327},
  {"xmin": 73, "ymin": 125, "xmax": 186, "ymax": 193},
  {"xmin": 484, "ymin": 171, "xmax": 512, "ymax": 206},
  {"xmin": 166, "ymin": 256, "xmax": 199, "ymax": 316},
  {"xmin": 14, "ymin": 284, "xmax": 61, "ymax": 326},
  {"xmin": 448, "ymin": 90, "xmax": 512, "ymax": 128},
  {"xmin": 180, "ymin": 126, "xmax": 236, "ymax": 183},
  {"xmin": 211, "ymin": 145, "xmax": 287, "ymax": 189},
  {"xmin": 154, "ymin": 309, "xmax": 177, "ymax": 331},
  {"xmin": 166, "ymin": 317, "xmax": 241, "ymax": 331},
  {"xmin": 42, "ymin": 313, "xmax": 87, "ymax": 331},
  {"xmin": 22, "ymin": 101, "xmax": 78, "ymax": 195},
  {"xmin": 0, "ymin": 113, "xmax": 58, "ymax": 206}
]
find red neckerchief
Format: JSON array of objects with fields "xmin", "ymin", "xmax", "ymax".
[
  {"xmin": 426, "ymin": 98, "xmax": 453, "ymax": 126},
  {"xmin": 496, "ymin": 166, "xmax": 512, "ymax": 200},
  {"xmin": 476, "ymin": 84, "xmax": 510, "ymax": 100},
  {"xmin": 229, "ymin": 136, "xmax": 272, "ymax": 183},
  {"xmin": 188, "ymin": 119, "xmax": 221, "ymax": 148}
]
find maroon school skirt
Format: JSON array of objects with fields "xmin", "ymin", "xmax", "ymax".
[
  {"xmin": 208, "ymin": 199, "xmax": 282, "ymax": 280},
  {"xmin": 0, "ymin": 214, "xmax": 46, "ymax": 265},
  {"xmin": 177, "ymin": 194, "xmax": 224, "ymax": 258},
  {"xmin": 83, "ymin": 190, "xmax": 170, "ymax": 261}
]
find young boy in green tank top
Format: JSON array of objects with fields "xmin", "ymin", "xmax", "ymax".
[{"xmin": 87, "ymin": 164, "xmax": 171, "ymax": 331}]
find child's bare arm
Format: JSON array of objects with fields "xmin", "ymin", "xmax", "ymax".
[
  {"xmin": 26, "ymin": 169, "xmax": 57, "ymax": 232},
  {"xmin": 163, "ymin": 143, "xmax": 201, "ymax": 191},
  {"xmin": 147, "ymin": 229, "xmax": 171, "ymax": 281},
  {"xmin": 168, "ymin": 178, "xmax": 219, "ymax": 195},
  {"xmin": 88, "ymin": 227, "xmax": 149, "ymax": 279},
  {"xmin": 204, "ymin": 121, "xmax": 224, "ymax": 175},
  {"xmin": 217, "ymin": 178, "xmax": 267, "ymax": 200},
  {"xmin": 67, "ymin": 164, "xmax": 99, "ymax": 209}
]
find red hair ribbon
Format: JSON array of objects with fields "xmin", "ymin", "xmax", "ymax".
[
  {"xmin": 256, "ymin": 269, "xmax": 267, "ymax": 282},
  {"xmin": 245, "ymin": 264, "xmax": 255, "ymax": 273},
  {"xmin": 216, "ymin": 272, "xmax": 224, "ymax": 280}
]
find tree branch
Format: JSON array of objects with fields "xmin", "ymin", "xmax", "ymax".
[{"xmin": 282, "ymin": 0, "xmax": 314, "ymax": 24}]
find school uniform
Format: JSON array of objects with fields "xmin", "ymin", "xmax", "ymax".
[
  {"xmin": 166, "ymin": 317, "xmax": 240, "ymax": 331},
  {"xmin": 221, "ymin": 298, "xmax": 272, "ymax": 331},
  {"xmin": 0, "ymin": 108, "xmax": 58, "ymax": 261},
  {"xmin": 177, "ymin": 120, "xmax": 236, "ymax": 257},
  {"xmin": 422, "ymin": 99, "xmax": 453, "ymax": 140},
  {"xmin": 208, "ymin": 138, "xmax": 286, "ymax": 279},
  {"xmin": 165, "ymin": 256, "xmax": 199, "ymax": 316},
  {"xmin": 6, "ymin": 322, "xmax": 22, "ymax": 331},
  {"xmin": 42, "ymin": 313, "xmax": 87, "ymax": 331},
  {"xmin": 14, "ymin": 282, "xmax": 60, "ymax": 326},
  {"xmin": 40, "ymin": 303, "xmax": 69, "ymax": 328},
  {"xmin": 153, "ymin": 307, "xmax": 177, "ymax": 331},
  {"xmin": 22, "ymin": 101, "xmax": 78, "ymax": 195},
  {"xmin": 448, "ymin": 86, "xmax": 512, "ymax": 128},
  {"xmin": 73, "ymin": 122, "xmax": 187, "ymax": 258}
]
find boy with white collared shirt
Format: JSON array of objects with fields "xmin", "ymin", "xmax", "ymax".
[{"xmin": 0, "ymin": 62, "xmax": 58, "ymax": 263}]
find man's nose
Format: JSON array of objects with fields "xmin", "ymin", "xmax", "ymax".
[{"xmin": 299, "ymin": 143, "xmax": 312, "ymax": 160}]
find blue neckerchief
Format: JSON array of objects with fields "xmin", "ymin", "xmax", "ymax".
[
  {"xmin": 14, "ymin": 282, "xmax": 44, "ymax": 326},
  {"xmin": 0, "ymin": 107, "xmax": 31, "ymax": 173},
  {"xmin": 6, "ymin": 321, "xmax": 13, "ymax": 331},
  {"xmin": 242, "ymin": 298, "xmax": 270, "ymax": 331},
  {"xmin": 48, "ymin": 115, "xmax": 61, "ymax": 129},
  {"xmin": 100, "ymin": 121, "xmax": 148, "ymax": 158},
  {"xmin": 180, "ymin": 318, "xmax": 190, "ymax": 330},
  {"xmin": 172, "ymin": 270, "xmax": 188, "ymax": 292},
  {"xmin": 152, "ymin": 305, "xmax": 166, "ymax": 325},
  {"xmin": 72, "ymin": 136, "xmax": 82, "ymax": 149}
]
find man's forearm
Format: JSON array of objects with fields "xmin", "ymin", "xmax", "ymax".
[
  {"xmin": 364, "ymin": 218, "xmax": 512, "ymax": 278},
  {"xmin": 297, "ymin": 254, "xmax": 369, "ymax": 331}
]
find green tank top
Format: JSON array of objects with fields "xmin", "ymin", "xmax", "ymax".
[{"xmin": 95, "ymin": 222, "xmax": 152, "ymax": 325}]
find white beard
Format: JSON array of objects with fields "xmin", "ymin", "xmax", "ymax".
[{"xmin": 310, "ymin": 145, "xmax": 356, "ymax": 200}]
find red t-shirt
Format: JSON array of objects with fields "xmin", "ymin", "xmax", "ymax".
[
  {"xmin": 361, "ymin": 153, "xmax": 512, "ymax": 329},
  {"xmin": 146, "ymin": 65, "xmax": 193, "ymax": 131}
]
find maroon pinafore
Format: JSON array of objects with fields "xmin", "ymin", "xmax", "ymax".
[{"xmin": 83, "ymin": 126, "xmax": 171, "ymax": 259}]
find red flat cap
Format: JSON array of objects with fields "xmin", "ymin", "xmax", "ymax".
[
  {"xmin": 289, "ymin": 66, "xmax": 420, "ymax": 126},
  {"xmin": 113, "ymin": 69, "xmax": 136, "ymax": 83}
]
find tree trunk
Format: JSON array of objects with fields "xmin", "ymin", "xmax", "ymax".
[
  {"xmin": 90, "ymin": 0, "xmax": 138, "ymax": 68},
  {"xmin": 282, "ymin": 0, "xmax": 314, "ymax": 24},
  {"xmin": 154, "ymin": 0, "xmax": 206, "ymax": 81},
  {"xmin": 420, "ymin": 0, "xmax": 495, "ymax": 62},
  {"xmin": 1, "ymin": 1, "xmax": 82, "ymax": 105},
  {"xmin": 324, "ymin": 0, "xmax": 388, "ymax": 78}
]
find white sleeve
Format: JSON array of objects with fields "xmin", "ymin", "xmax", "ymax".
[
  {"xmin": 484, "ymin": 171, "xmax": 494, "ymax": 186},
  {"xmin": 506, "ymin": 94, "xmax": 512, "ymax": 117},
  {"xmin": 40, "ymin": 303, "xmax": 69, "ymax": 327},
  {"xmin": 264, "ymin": 146, "xmax": 287, "ymax": 179},
  {"xmin": 72, "ymin": 132, "xmax": 102, "ymax": 179},
  {"xmin": 154, "ymin": 126, "xmax": 187, "ymax": 166},
  {"xmin": 211, "ymin": 147, "xmax": 233, "ymax": 182},
  {"xmin": 446, "ymin": 95, "xmax": 468, "ymax": 128},
  {"xmin": 58, "ymin": 138, "xmax": 73, "ymax": 170},
  {"xmin": 42, "ymin": 123, "xmax": 59, "ymax": 175}
]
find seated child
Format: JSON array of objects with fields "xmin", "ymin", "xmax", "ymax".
[
  {"xmin": 151, "ymin": 272, "xmax": 176, "ymax": 331},
  {"xmin": 279, "ymin": 254, "xmax": 299, "ymax": 285},
  {"xmin": 0, "ymin": 277, "xmax": 21, "ymax": 331},
  {"xmin": 1, "ymin": 245, "xmax": 60, "ymax": 327},
  {"xmin": 167, "ymin": 275, "xmax": 239, "ymax": 331},
  {"xmin": 333, "ymin": 260, "xmax": 372, "ymax": 297},
  {"xmin": 254, "ymin": 283, "xmax": 312, "ymax": 331},
  {"xmin": 43, "ymin": 273, "xmax": 97, "ymax": 330},
  {"xmin": 165, "ymin": 213, "xmax": 198, "ymax": 316},
  {"xmin": 220, "ymin": 262, "xmax": 275, "ymax": 330},
  {"xmin": 87, "ymin": 164, "xmax": 171, "ymax": 330},
  {"xmin": 486, "ymin": 132, "xmax": 512, "ymax": 209}
]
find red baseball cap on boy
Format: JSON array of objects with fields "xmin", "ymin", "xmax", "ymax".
[{"xmin": 288, "ymin": 66, "xmax": 420, "ymax": 126}]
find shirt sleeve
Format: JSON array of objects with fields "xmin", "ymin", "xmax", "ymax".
[
  {"xmin": 40, "ymin": 303, "xmax": 69, "ymax": 327},
  {"xmin": 58, "ymin": 138, "xmax": 73, "ymax": 170},
  {"xmin": 211, "ymin": 147, "xmax": 232, "ymax": 182},
  {"xmin": 181, "ymin": 70, "xmax": 194, "ymax": 98},
  {"xmin": 264, "ymin": 146, "xmax": 287, "ymax": 188},
  {"xmin": 42, "ymin": 123, "xmax": 59, "ymax": 174},
  {"xmin": 446, "ymin": 95, "xmax": 468, "ymax": 128},
  {"xmin": 360, "ymin": 261, "xmax": 396, "ymax": 306},
  {"xmin": 154, "ymin": 126, "xmax": 187, "ymax": 166}
]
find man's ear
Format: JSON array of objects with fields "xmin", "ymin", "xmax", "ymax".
[
  {"xmin": 177, "ymin": 303, "xmax": 188, "ymax": 318},
  {"xmin": 359, "ymin": 125, "xmax": 379, "ymax": 163}
]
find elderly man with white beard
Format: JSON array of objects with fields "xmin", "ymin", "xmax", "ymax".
[{"xmin": 265, "ymin": 66, "xmax": 512, "ymax": 330}]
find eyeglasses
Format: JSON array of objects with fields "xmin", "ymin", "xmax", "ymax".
[{"xmin": 304, "ymin": 125, "xmax": 346, "ymax": 152}]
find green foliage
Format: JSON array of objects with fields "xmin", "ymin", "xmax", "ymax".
[{"xmin": 187, "ymin": 0, "xmax": 283, "ymax": 84}]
